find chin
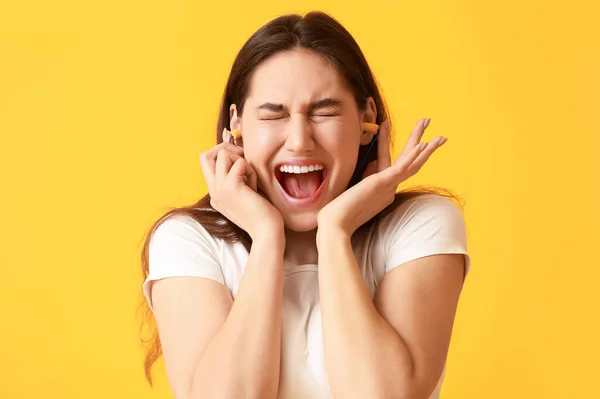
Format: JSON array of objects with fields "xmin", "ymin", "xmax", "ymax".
[{"xmin": 281, "ymin": 211, "xmax": 319, "ymax": 232}]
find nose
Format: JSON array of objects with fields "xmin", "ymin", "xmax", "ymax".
[{"xmin": 284, "ymin": 116, "xmax": 316, "ymax": 153}]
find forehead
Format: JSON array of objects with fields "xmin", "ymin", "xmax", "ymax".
[{"xmin": 245, "ymin": 48, "xmax": 354, "ymax": 107}]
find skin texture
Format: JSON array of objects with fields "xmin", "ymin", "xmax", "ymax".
[
  {"xmin": 315, "ymin": 117, "xmax": 465, "ymax": 398},
  {"xmin": 151, "ymin": 47, "xmax": 466, "ymax": 399},
  {"xmin": 228, "ymin": 48, "xmax": 377, "ymax": 265}
]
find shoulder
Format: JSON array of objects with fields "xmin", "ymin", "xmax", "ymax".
[
  {"xmin": 378, "ymin": 194, "xmax": 465, "ymax": 238},
  {"xmin": 150, "ymin": 213, "xmax": 218, "ymax": 248},
  {"xmin": 148, "ymin": 213, "xmax": 223, "ymax": 273},
  {"xmin": 375, "ymin": 193, "xmax": 470, "ymax": 275},
  {"xmin": 144, "ymin": 213, "xmax": 230, "ymax": 311}
]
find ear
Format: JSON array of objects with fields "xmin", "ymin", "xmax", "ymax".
[
  {"xmin": 229, "ymin": 104, "xmax": 241, "ymax": 130},
  {"xmin": 360, "ymin": 97, "xmax": 378, "ymax": 145},
  {"xmin": 227, "ymin": 104, "xmax": 243, "ymax": 145}
]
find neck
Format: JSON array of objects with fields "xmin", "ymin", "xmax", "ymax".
[{"xmin": 283, "ymin": 227, "xmax": 319, "ymax": 265}]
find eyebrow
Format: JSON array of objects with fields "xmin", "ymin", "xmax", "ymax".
[{"xmin": 256, "ymin": 98, "xmax": 344, "ymax": 113}]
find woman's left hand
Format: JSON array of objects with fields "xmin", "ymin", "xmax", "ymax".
[{"xmin": 317, "ymin": 118, "xmax": 447, "ymax": 237}]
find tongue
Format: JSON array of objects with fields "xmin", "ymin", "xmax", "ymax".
[{"xmin": 281, "ymin": 171, "xmax": 322, "ymax": 199}]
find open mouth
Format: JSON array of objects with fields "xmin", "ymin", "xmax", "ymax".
[{"xmin": 274, "ymin": 164, "xmax": 327, "ymax": 201}]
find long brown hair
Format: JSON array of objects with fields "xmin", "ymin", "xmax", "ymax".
[{"xmin": 138, "ymin": 11, "xmax": 463, "ymax": 385}]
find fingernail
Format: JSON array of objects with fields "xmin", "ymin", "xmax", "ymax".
[{"xmin": 423, "ymin": 118, "xmax": 431, "ymax": 129}]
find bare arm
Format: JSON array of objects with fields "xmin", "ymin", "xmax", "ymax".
[
  {"xmin": 317, "ymin": 228, "xmax": 465, "ymax": 399},
  {"xmin": 151, "ymin": 229, "xmax": 285, "ymax": 399}
]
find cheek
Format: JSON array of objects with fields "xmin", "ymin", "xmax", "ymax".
[
  {"xmin": 315, "ymin": 123, "xmax": 361, "ymax": 163},
  {"xmin": 315, "ymin": 124, "xmax": 362, "ymax": 191},
  {"xmin": 242, "ymin": 120, "xmax": 280, "ymax": 151},
  {"xmin": 240, "ymin": 129, "xmax": 279, "ymax": 185},
  {"xmin": 314, "ymin": 116, "xmax": 360, "ymax": 141}
]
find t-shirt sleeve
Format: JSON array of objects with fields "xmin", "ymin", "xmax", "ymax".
[
  {"xmin": 143, "ymin": 214, "xmax": 225, "ymax": 311},
  {"xmin": 381, "ymin": 194, "xmax": 471, "ymax": 278}
]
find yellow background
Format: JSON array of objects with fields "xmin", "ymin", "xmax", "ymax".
[{"xmin": 1, "ymin": 0, "xmax": 598, "ymax": 398}]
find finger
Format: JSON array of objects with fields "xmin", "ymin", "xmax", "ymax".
[
  {"xmin": 221, "ymin": 127, "xmax": 228, "ymax": 143},
  {"xmin": 400, "ymin": 118, "xmax": 429, "ymax": 157},
  {"xmin": 222, "ymin": 127, "xmax": 244, "ymax": 147},
  {"xmin": 203, "ymin": 140, "xmax": 244, "ymax": 163},
  {"xmin": 393, "ymin": 140, "xmax": 428, "ymax": 176},
  {"xmin": 200, "ymin": 140, "xmax": 243, "ymax": 168},
  {"xmin": 406, "ymin": 136, "xmax": 446, "ymax": 176},
  {"xmin": 220, "ymin": 141, "xmax": 244, "ymax": 157},
  {"xmin": 377, "ymin": 119, "xmax": 392, "ymax": 172},
  {"xmin": 228, "ymin": 157, "xmax": 258, "ymax": 191},
  {"xmin": 240, "ymin": 159, "xmax": 258, "ymax": 191},
  {"xmin": 199, "ymin": 152, "xmax": 217, "ymax": 189},
  {"xmin": 200, "ymin": 140, "xmax": 244, "ymax": 191},
  {"xmin": 215, "ymin": 149, "xmax": 236, "ymax": 183}
]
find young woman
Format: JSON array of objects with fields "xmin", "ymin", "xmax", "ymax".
[{"xmin": 140, "ymin": 11, "xmax": 471, "ymax": 399}]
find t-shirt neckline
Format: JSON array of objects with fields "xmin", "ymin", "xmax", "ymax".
[{"xmin": 283, "ymin": 259, "xmax": 318, "ymax": 274}]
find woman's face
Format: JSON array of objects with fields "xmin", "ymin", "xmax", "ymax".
[{"xmin": 233, "ymin": 48, "xmax": 376, "ymax": 232}]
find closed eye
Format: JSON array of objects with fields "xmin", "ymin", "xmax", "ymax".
[{"xmin": 259, "ymin": 113, "xmax": 338, "ymax": 120}]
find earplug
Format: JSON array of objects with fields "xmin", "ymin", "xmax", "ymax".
[
  {"xmin": 228, "ymin": 128, "xmax": 242, "ymax": 144},
  {"xmin": 362, "ymin": 122, "xmax": 379, "ymax": 134}
]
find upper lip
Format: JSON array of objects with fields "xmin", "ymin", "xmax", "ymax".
[{"xmin": 274, "ymin": 158, "xmax": 327, "ymax": 171}]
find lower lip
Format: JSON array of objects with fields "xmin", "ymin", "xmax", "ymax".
[{"xmin": 275, "ymin": 170, "xmax": 328, "ymax": 207}]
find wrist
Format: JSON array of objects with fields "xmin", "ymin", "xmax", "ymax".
[
  {"xmin": 316, "ymin": 223, "xmax": 351, "ymax": 250},
  {"xmin": 252, "ymin": 222, "xmax": 285, "ymax": 248}
]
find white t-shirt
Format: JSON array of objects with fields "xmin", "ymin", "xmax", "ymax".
[{"xmin": 143, "ymin": 193, "xmax": 471, "ymax": 398}]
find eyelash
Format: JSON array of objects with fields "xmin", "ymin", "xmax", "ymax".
[{"xmin": 259, "ymin": 114, "xmax": 338, "ymax": 121}]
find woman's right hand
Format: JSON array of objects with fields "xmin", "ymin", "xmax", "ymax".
[{"xmin": 199, "ymin": 129, "xmax": 284, "ymax": 240}]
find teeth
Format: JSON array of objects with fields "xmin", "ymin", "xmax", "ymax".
[{"xmin": 278, "ymin": 164, "xmax": 325, "ymax": 174}]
